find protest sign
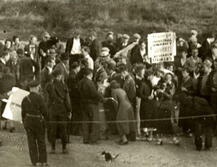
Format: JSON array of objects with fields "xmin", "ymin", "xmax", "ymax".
[
  {"xmin": 2, "ymin": 87, "xmax": 29, "ymax": 122},
  {"xmin": 148, "ymin": 32, "xmax": 176, "ymax": 64}
]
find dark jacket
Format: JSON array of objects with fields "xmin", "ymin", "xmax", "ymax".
[
  {"xmin": 46, "ymin": 79, "xmax": 72, "ymax": 116},
  {"xmin": 90, "ymin": 39, "xmax": 101, "ymax": 61},
  {"xmin": 0, "ymin": 61, "xmax": 7, "ymax": 78},
  {"xmin": 65, "ymin": 37, "xmax": 84, "ymax": 55},
  {"xmin": 101, "ymin": 40, "xmax": 117, "ymax": 57},
  {"xmin": 68, "ymin": 70, "xmax": 80, "ymax": 102},
  {"xmin": 40, "ymin": 66, "xmax": 53, "ymax": 91},
  {"xmin": 19, "ymin": 57, "xmax": 39, "ymax": 82},
  {"xmin": 78, "ymin": 77, "xmax": 103, "ymax": 104},
  {"xmin": 196, "ymin": 73, "xmax": 212, "ymax": 102},
  {"xmin": 130, "ymin": 45, "xmax": 143, "ymax": 65},
  {"xmin": 199, "ymin": 40, "xmax": 212, "ymax": 61},
  {"xmin": 21, "ymin": 92, "xmax": 48, "ymax": 122}
]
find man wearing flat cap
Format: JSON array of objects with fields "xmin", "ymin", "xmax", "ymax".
[
  {"xmin": 21, "ymin": 80, "xmax": 48, "ymax": 166},
  {"xmin": 116, "ymin": 34, "xmax": 130, "ymax": 51},
  {"xmin": 46, "ymin": 69, "xmax": 72, "ymax": 154}
]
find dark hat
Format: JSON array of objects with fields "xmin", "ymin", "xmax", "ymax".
[
  {"xmin": 17, "ymin": 48, "xmax": 24, "ymax": 55},
  {"xmin": 117, "ymin": 63, "xmax": 127, "ymax": 72},
  {"xmin": 178, "ymin": 45, "xmax": 188, "ymax": 52},
  {"xmin": 71, "ymin": 61, "xmax": 80, "ymax": 70},
  {"xmin": 28, "ymin": 80, "xmax": 40, "ymax": 88},
  {"xmin": 83, "ymin": 68, "xmax": 93, "ymax": 76},
  {"xmin": 134, "ymin": 63, "xmax": 145, "ymax": 74},
  {"xmin": 60, "ymin": 53, "xmax": 69, "ymax": 61},
  {"xmin": 107, "ymin": 31, "xmax": 114, "ymax": 36},
  {"xmin": 110, "ymin": 80, "xmax": 120, "ymax": 89},
  {"xmin": 52, "ymin": 69, "xmax": 63, "ymax": 77}
]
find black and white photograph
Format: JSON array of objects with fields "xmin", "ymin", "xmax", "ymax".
[{"xmin": 0, "ymin": 0, "xmax": 217, "ymax": 166}]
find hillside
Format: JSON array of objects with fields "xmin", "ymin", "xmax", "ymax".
[{"xmin": 0, "ymin": 0, "xmax": 217, "ymax": 40}]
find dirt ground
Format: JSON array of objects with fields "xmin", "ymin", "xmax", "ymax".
[{"xmin": 0, "ymin": 125, "xmax": 217, "ymax": 167}]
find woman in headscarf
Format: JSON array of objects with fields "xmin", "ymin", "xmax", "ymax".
[{"xmin": 110, "ymin": 80, "xmax": 136, "ymax": 145}]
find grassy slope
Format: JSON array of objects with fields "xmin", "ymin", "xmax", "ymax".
[{"xmin": 0, "ymin": 0, "xmax": 216, "ymax": 40}]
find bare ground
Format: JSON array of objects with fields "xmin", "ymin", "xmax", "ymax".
[{"xmin": 0, "ymin": 125, "xmax": 217, "ymax": 167}]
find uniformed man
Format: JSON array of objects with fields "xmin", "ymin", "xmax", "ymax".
[
  {"xmin": 21, "ymin": 80, "xmax": 48, "ymax": 166},
  {"xmin": 78, "ymin": 68, "xmax": 104, "ymax": 144},
  {"xmin": 46, "ymin": 69, "xmax": 72, "ymax": 154}
]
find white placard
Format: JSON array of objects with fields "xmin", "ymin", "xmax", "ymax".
[
  {"xmin": 148, "ymin": 32, "xmax": 176, "ymax": 64},
  {"xmin": 2, "ymin": 87, "xmax": 29, "ymax": 122}
]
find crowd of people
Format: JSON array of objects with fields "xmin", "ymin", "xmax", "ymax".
[{"xmin": 0, "ymin": 29, "xmax": 217, "ymax": 166}]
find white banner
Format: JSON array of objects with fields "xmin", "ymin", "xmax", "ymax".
[
  {"xmin": 148, "ymin": 32, "xmax": 176, "ymax": 64},
  {"xmin": 2, "ymin": 87, "xmax": 29, "ymax": 122}
]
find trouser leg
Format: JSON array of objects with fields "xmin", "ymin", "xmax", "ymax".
[
  {"xmin": 90, "ymin": 104, "xmax": 99, "ymax": 143},
  {"xmin": 26, "ymin": 129, "xmax": 38, "ymax": 164},
  {"xmin": 135, "ymin": 97, "xmax": 141, "ymax": 136},
  {"xmin": 36, "ymin": 125, "xmax": 47, "ymax": 163},
  {"xmin": 194, "ymin": 122, "xmax": 203, "ymax": 150},
  {"xmin": 82, "ymin": 109, "xmax": 90, "ymax": 143},
  {"xmin": 49, "ymin": 116, "xmax": 57, "ymax": 149},
  {"xmin": 204, "ymin": 126, "xmax": 213, "ymax": 149}
]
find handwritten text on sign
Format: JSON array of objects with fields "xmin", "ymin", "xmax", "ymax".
[{"xmin": 148, "ymin": 32, "xmax": 176, "ymax": 64}]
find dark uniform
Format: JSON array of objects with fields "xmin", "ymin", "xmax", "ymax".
[
  {"xmin": 21, "ymin": 82, "xmax": 48, "ymax": 166},
  {"xmin": 78, "ymin": 76, "xmax": 103, "ymax": 144},
  {"xmin": 46, "ymin": 76, "xmax": 71, "ymax": 152}
]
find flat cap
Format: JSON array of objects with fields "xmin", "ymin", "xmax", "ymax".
[{"xmin": 133, "ymin": 33, "xmax": 141, "ymax": 39}]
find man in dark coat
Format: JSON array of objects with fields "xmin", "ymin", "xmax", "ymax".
[
  {"xmin": 68, "ymin": 62, "xmax": 81, "ymax": 135},
  {"xmin": 18, "ymin": 49, "xmax": 39, "ymax": 89},
  {"xmin": 65, "ymin": 31, "xmax": 84, "ymax": 68},
  {"xmin": 78, "ymin": 68, "xmax": 104, "ymax": 144},
  {"xmin": 199, "ymin": 32, "xmax": 215, "ymax": 61},
  {"xmin": 21, "ymin": 80, "xmax": 48, "ymax": 166},
  {"xmin": 53, "ymin": 53, "xmax": 69, "ymax": 83},
  {"xmin": 89, "ymin": 32, "xmax": 101, "ymax": 61},
  {"xmin": 194, "ymin": 59, "xmax": 215, "ymax": 151},
  {"xmin": 40, "ymin": 57, "xmax": 55, "ymax": 91},
  {"xmin": 46, "ymin": 69, "xmax": 72, "ymax": 154},
  {"xmin": 130, "ymin": 40, "xmax": 149, "ymax": 66}
]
